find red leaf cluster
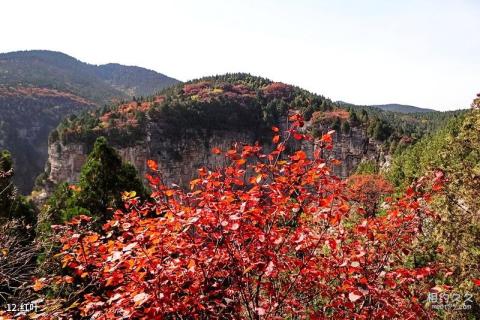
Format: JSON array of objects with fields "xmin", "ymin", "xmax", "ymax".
[{"xmin": 47, "ymin": 118, "xmax": 439, "ymax": 319}]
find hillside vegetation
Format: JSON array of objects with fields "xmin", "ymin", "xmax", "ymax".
[
  {"xmin": 370, "ymin": 103, "xmax": 436, "ymax": 113},
  {"xmin": 53, "ymin": 73, "xmax": 459, "ymax": 154},
  {"xmin": 0, "ymin": 50, "xmax": 179, "ymax": 103},
  {"xmin": 387, "ymin": 107, "xmax": 480, "ymax": 317},
  {"xmin": 0, "ymin": 50, "xmax": 179, "ymax": 193}
]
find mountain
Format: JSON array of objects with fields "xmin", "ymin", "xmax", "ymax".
[
  {"xmin": 0, "ymin": 50, "xmax": 179, "ymax": 193},
  {"xmin": 0, "ymin": 50, "xmax": 179, "ymax": 103},
  {"xmin": 338, "ymin": 101, "xmax": 436, "ymax": 113},
  {"xmin": 0, "ymin": 87, "xmax": 95, "ymax": 193},
  {"xmin": 370, "ymin": 103, "xmax": 436, "ymax": 113},
  {"xmin": 34, "ymin": 73, "xmax": 459, "ymax": 202},
  {"xmin": 96, "ymin": 63, "xmax": 178, "ymax": 98}
]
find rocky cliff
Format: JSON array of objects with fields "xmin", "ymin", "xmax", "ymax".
[
  {"xmin": 35, "ymin": 74, "xmax": 391, "ymax": 201},
  {"xmin": 40, "ymin": 120, "xmax": 383, "ymax": 200}
]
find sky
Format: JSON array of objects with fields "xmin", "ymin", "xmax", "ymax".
[{"xmin": 1, "ymin": 0, "xmax": 479, "ymax": 110}]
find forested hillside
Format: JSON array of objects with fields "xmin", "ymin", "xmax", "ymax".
[
  {"xmin": 33, "ymin": 73, "xmax": 462, "ymax": 200},
  {"xmin": 0, "ymin": 50, "xmax": 179, "ymax": 103},
  {"xmin": 0, "ymin": 50, "xmax": 179, "ymax": 193},
  {"xmin": 370, "ymin": 103, "xmax": 436, "ymax": 113},
  {"xmin": 52, "ymin": 74, "xmax": 457, "ymax": 150},
  {"xmin": 0, "ymin": 87, "xmax": 95, "ymax": 192},
  {"xmin": 387, "ymin": 105, "xmax": 480, "ymax": 317}
]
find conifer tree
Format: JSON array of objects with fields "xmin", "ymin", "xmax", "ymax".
[
  {"xmin": 0, "ymin": 150, "xmax": 35, "ymax": 222},
  {"xmin": 45, "ymin": 137, "xmax": 146, "ymax": 224}
]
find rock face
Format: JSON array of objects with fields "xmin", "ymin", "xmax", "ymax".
[
  {"xmin": 42, "ymin": 120, "xmax": 382, "ymax": 195},
  {"xmin": 45, "ymin": 130, "xmax": 257, "ymax": 187},
  {"xmin": 325, "ymin": 129, "xmax": 382, "ymax": 177}
]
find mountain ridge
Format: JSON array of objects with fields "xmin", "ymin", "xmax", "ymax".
[
  {"xmin": 370, "ymin": 103, "xmax": 436, "ymax": 113},
  {"xmin": 337, "ymin": 101, "xmax": 437, "ymax": 113},
  {"xmin": 35, "ymin": 73, "xmax": 461, "ymax": 202},
  {"xmin": 0, "ymin": 50, "xmax": 179, "ymax": 103},
  {"xmin": 0, "ymin": 50, "xmax": 180, "ymax": 192}
]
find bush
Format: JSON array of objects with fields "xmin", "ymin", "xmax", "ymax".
[{"xmin": 40, "ymin": 115, "xmax": 441, "ymax": 319}]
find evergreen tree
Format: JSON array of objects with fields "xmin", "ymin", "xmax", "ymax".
[
  {"xmin": 75, "ymin": 137, "xmax": 146, "ymax": 220},
  {"xmin": 332, "ymin": 117, "xmax": 341, "ymax": 131},
  {"xmin": 0, "ymin": 150, "xmax": 36, "ymax": 222},
  {"xmin": 348, "ymin": 109, "xmax": 359, "ymax": 126},
  {"xmin": 45, "ymin": 137, "xmax": 146, "ymax": 225},
  {"xmin": 341, "ymin": 120, "xmax": 351, "ymax": 134}
]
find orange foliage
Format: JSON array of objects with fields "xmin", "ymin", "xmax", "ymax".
[
  {"xmin": 311, "ymin": 109, "xmax": 349, "ymax": 124},
  {"xmin": 39, "ymin": 117, "xmax": 443, "ymax": 319},
  {"xmin": 0, "ymin": 86, "xmax": 95, "ymax": 105},
  {"xmin": 347, "ymin": 174, "xmax": 394, "ymax": 216}
]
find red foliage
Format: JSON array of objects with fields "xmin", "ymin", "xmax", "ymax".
[
  {"xmin": 182, "ymin": 81, "xmax": 256, "ymax": 103},
  {"xmin": 262, "ymin": 82, "xmax": 292, "ymax": 98},
  {"xmin": 43, "ymin": 117, "xmax": 440, "ymax": 319},
  {"xmin": 0, "ymin": 86, "xmax": 95, "ymax": 105},
  {"xmin": 347, "ymin": 174, "xmax": 394, "ymax": 216},
  {"xmin": 311, "ymin": 110, "xmax": 349, "ymax": 125},
  {"xmin": 183, "ymin": 81, "xmax": 211, "ymax": 95}
]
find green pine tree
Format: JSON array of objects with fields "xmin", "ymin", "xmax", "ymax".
[
  {"xmin": 0, "ymin": 150, "xmax": 36, "ymax": 222},
  {"xmin": 75, "ymin": 137, "xmax": 146, "ymax": 218},
  {"xmin": 45, "ymin": 137, "xmax": 146, "ymax": 225}
]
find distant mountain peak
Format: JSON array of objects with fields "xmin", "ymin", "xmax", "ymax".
[
  {"xmin": 369, "ymin": 103, "xmax": 436, "ymax": 113},
  {"xmin": 337, "ymin": 101, "xmax": 436, "ymax": 114},
  {"xmin": 0, "ymin": 49, "xmax": 180, "ymax": 103}
]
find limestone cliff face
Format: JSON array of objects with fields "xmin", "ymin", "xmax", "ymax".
[
  {"xmin": 43, "ymin": 126, "xmax": 259, "ymax": 188},
  {"xmin": 41, "ymin": 121, "xmax": 382, "ymax": 197},
  {"xmin": 323, "ymin": 126, "xmax": 384, "ymax": 177}
]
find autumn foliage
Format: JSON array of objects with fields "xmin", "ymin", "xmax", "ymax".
[
  {"xmin": 39, "ymin": 114, "xmax": 443, "ymax": 319},
  {"xmin": 346, "ymin": 174, "xmax": 394, "ymax": 216}
]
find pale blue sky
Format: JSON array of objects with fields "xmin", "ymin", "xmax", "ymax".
[{"xmin": 1, "ymin": 0, "xmax": 479, "ymax": 110}]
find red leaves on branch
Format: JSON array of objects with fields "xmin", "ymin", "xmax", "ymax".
[
  {"xmin": 347, "ymin": 174, "xmax": 394, "ymax": 216},
  {"xmin": 211, "ymin": 147, "xmax": 222, "ymax": 154},
  {"xmin": 48, "ymin": 116, "xmax": 440, "ymax": 319},
  {"xmin": 146, "ymin": 159, "xmax": 158, "ymax": 171}
]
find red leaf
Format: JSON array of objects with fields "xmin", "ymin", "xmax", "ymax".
[
  {"xmin": 321, "ymin": 133, "xmax": 333, "ymax": 143},
  {"xmin": 348, "ymin": 291, "xmax": 362, "ymax": 302},
  {"xmin": 293, "ymin": 133, "xmax": 303, "ymax": 140},
  {"xmin": 147, "ymin": 159, "xmax": 158, "ymax": 171},
  {"xmin": 33, "ymin": 278, "xmax": 46, "ymax": 291},
  {"xmin": 292, "ymin": 150, "xmax": 307, "ymax": 161}
]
